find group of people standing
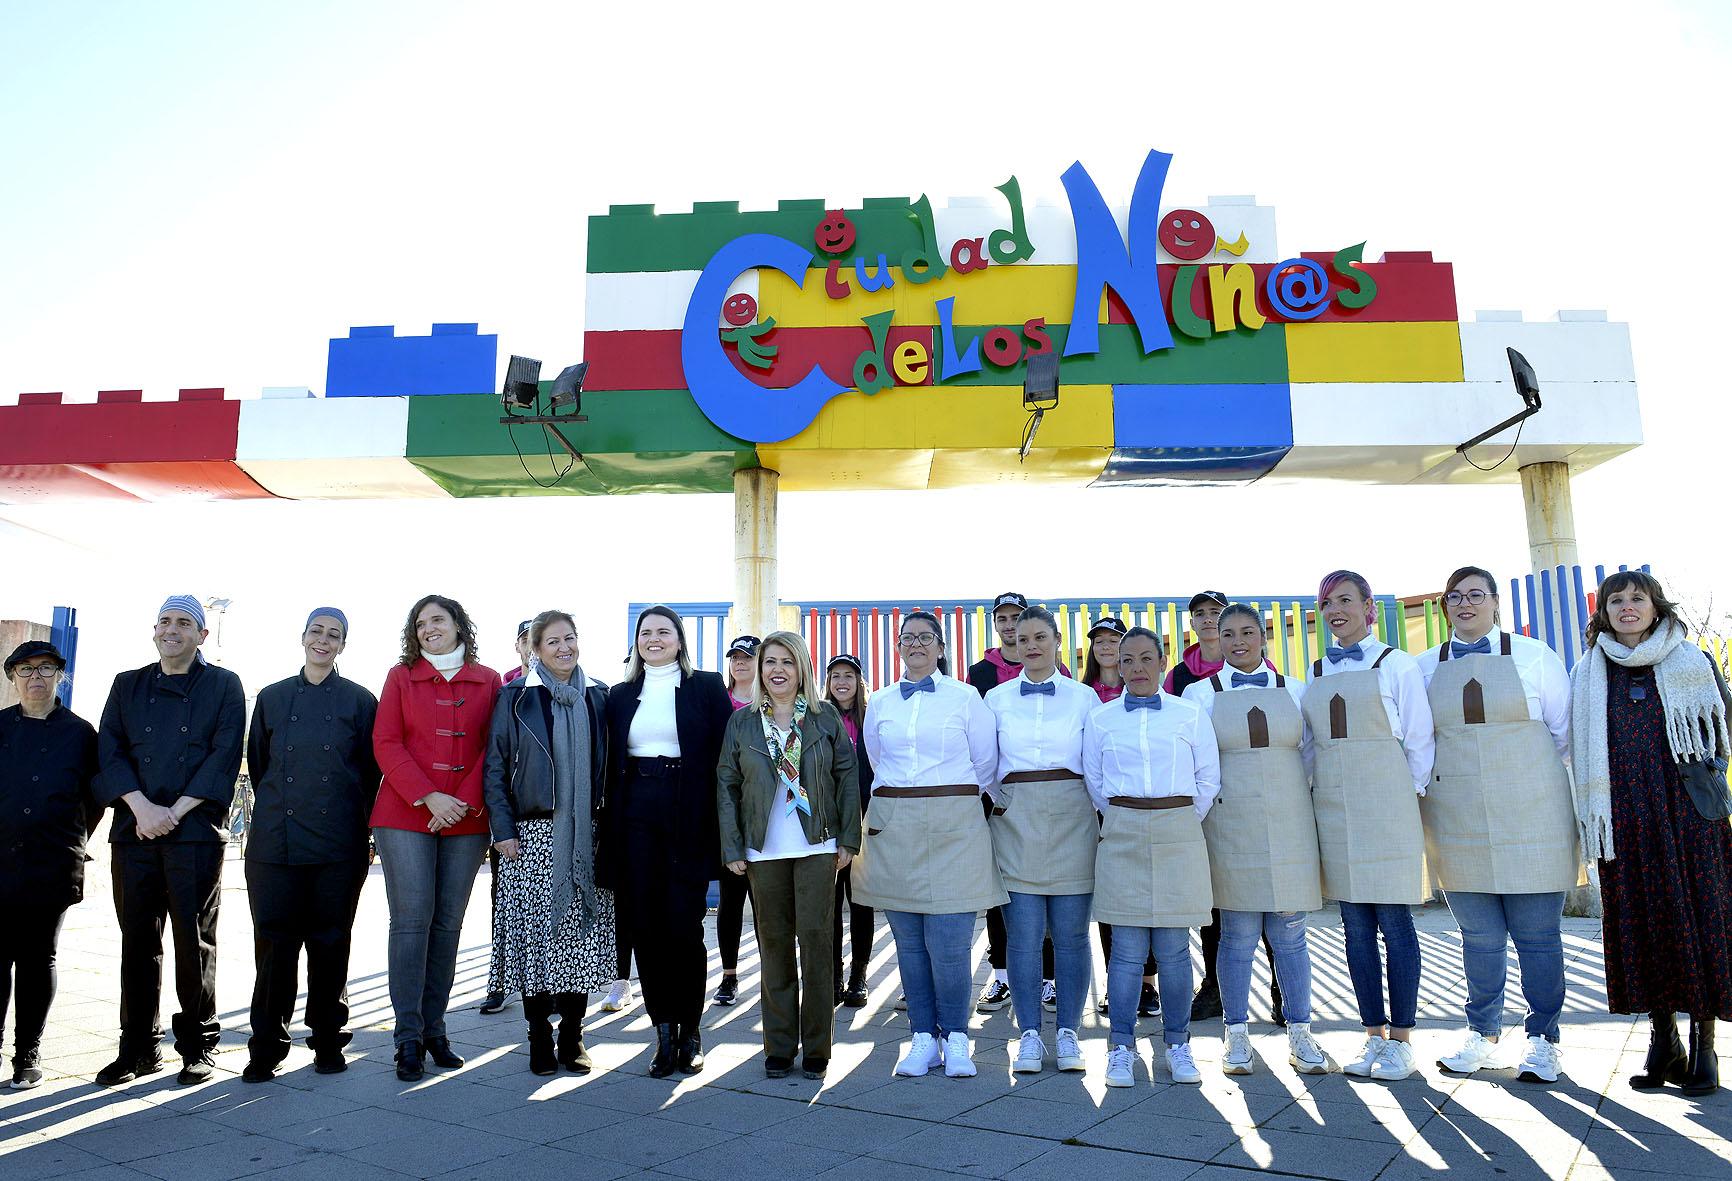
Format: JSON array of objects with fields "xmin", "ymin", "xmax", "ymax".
[{"xmin": 0, "ymin": 569, "xmax": 1727, "ymax": 1101}]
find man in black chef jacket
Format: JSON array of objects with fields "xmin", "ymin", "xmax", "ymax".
[
  {"xmin": 94, "ymin": 595, "xmax": 245, "ymax": 1086},
  {"xmin": 241, "ymin": 607, "xmax": 379, "ymax": 1082}
]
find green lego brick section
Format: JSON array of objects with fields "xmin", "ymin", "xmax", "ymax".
[
  {"xmin": 935, "ymin": 323, "xmax": 1290, "ymax": 386},
  {"xmin": 587, "ymin": 199, "xmax": 924, "ymax": 274},
  {"xmin": 405, "ymin": 390, "xmax": 757, "ymax": 496}
]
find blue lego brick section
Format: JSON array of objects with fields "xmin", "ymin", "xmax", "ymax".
[
  {"xmin": 1094, "ymin": 383, "xmax": 1293, "ymax": 485},
  {"xmin": 326, "ymin": 324, "xmax": 498, "ymax": 398}
]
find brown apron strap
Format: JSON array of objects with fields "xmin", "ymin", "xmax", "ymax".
[
  {"xmin": 873, "ymin": 784, "xmax": 977, "ymax": 799},
  {"xmin": 1209, "ymin": 673, "xmax": 1224, "ymax": 692},
  {"xmin": 1329, "ymin": 694, "xmax": 1348, "ymax": 740},
  {"xmin": 1372, "ymin": 648, "xmax": 1393, "ymax": 670},
  {"xmin": 1462, "ymin": 679, "xmax": 1486, "ymax": 725},
  {"xmin": 1438, "ymin": 641, "xmax": 1453, "ymax": 662},
  {"xmin": 1001, "ymin": 769, "xmax": 1083, "ymax": 784},
  {"xmin": 1500, "ymin": 632, "xmax": 1513, "ymax": 657},
  {"xmin": 1274, "ymin": 672, "xmax": 1286, "ymax": 688},
  {"xmin": 1246, "ymin": 706, "xmax": 1270, "ymax": 749},
  {"xmin": 1312, "ymin": 659, "xmax": 1323, "ymax": 679},
  {"xmin": 1108, "ymin": 795, "xmax": 1194, "ymax": 810}
]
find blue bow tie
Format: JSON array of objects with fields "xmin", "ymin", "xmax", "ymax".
[
  {"xmin": 1021, "ymin": 680, "xmax": 1055, "ymax": 697},
  {"xmin": 1450, "ymin": 636, "xmax": 1492, "ymax": 658},
  {"xmin": 1327, "ymin": 642, "xmax": 1365, "ymax": 664},
  {"xmin": 1230, "ymin": 671, "xmax": 1269, "ymax": 688},
  {"xmin": 1124, "ymin": 694, "xmax": 1162, "ymax": 712},
  {"xmin": 900, "ymin": 676, "xmax": 936, "ymax": 699}
]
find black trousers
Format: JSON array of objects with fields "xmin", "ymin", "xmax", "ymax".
[
  {"xmin": 832, "ymin": 864, "xmax": 874, "ymax": 979},
  {"xmin": 245, "ymin": 858, "xmax": 368, "ymax": 1064},
  {"xmin": 615, "ymin": 905, "xmax": 632, "ymax": 979},
  {"xmin": 619, "ymin": 768, "xmax": 709, "ymax": 1029},
  {"xmin": 716, "ymin": 866, "xmax": 755, "ymax": 973},
  {"xmin": 0, "ymin": 905, "xmax": 68, "ymax": 1056},
  {"xmin": 112, "ymin": 842, "xmax": 224, "ymax": 1058}
]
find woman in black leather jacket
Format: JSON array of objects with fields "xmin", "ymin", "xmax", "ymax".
[{"xmin": 482, "ymin": 611, "xmax": 612, "ymax": 1076}]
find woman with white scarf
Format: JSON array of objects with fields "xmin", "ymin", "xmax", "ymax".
[
  {"xmin": 482, "ymin": 611, "xmax": 614, "ymax": 1076},
  {"xmin": 1570, "ymin": 571, "xmax": 1732, "ymax": 1097}
]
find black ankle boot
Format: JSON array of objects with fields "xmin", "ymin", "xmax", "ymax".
[
  {"xmin": 395, "ymin": 1040, "xmax": 424, "ymax": 1082},
  {"xmin": 1682, "ymin": 1017, "xmax": 1719, "ymax": 1096},
  {"xmin": 1631, "ymin": 1010, "xmax": 1689, "ymax": 1090},
  {"xmin": 555, "ymin": 992, "xmax": 591, "ymax": 1072},
  {"xmin": 843, "ymin": 966, "xmax": 868, "ymax": 1008},
  {"xmin": 527, "ymin": 1021, "xmax": 557, "ymax": 1076},
  {"xmin": 676, "ymin": 1024, "xmax": 704, "ymax": 1075},
  {"xmin": 424, "ymin": 1037, "xmax": 464, "ymax": 1069},
  {"xmin": 650, "ymin": 1023, "xmax": 678, "ymax": 1078}
]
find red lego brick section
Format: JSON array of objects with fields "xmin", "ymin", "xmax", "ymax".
[
  {"xmin": 17, "ymin": 393, "xmax": 64, "ymax": 405},
  {"xmin": 583, "ymin": 325, "xmax": 937, "ymax": 391},
  {"xmin": 96, "ymin": 389, "xmax": 144, "ymax": 403},
  {"xmin": 0, "ymin": 398, "xmax": 243, "ymax": 465},
  {"xmin": 1104, "ymin": 259, "xmax": 1457, "ymax": 326}
]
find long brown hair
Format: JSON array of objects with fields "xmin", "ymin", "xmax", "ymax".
[
  {"xmin": 1584, "ymin": 570, "xmax": 1683, "ymax": 648},
  {"xmin": 820, "ymin": 654, "xmax": 870, "ymax": 730},
  {"xmin": 399, "ymin": 594, "xmax": 481, "ymax": 667}
]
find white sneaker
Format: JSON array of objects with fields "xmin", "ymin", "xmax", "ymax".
[
  {"xmin": 1287, "ymin": 1022, "xmax": 1337, "ymax": 1074},
  {"xmin": 1055, "ymin": 1028, "xmax": 1085, "ymax": 1072},
  {"xmin": 600, "ymin": 979, "xmax": 632, "ymax": 1012},
  {"xmin": 1104, "ymin": 1044, "xmax": 1136, "ymax": 1087},
  {"xmin": 1222, "ymin": 1023, "xmax": 1254, "ymax": 1075},
  {"xmin": 1438, "ymin": 1030, "xmax": 1503, "ymax": 1074},
  {"xmin": 1370, "ymin": 1038, "xmax": 1417, "ymax": 1081},
  {"xmin": 1344, "ymin": 1034, "xmax": 1387, "ymax": 1077},
  {"xmin": 1166, "ymin": 1042, "xmax": 1202, "ymax": 1084},
  {"xmin": 944, "ymin": 1032, "xmax": 977, "ymax": 1078},
  {"xmin": 1041, "ymin": 980, "xmax": 1057, "ymax": 1011},
  {"xmin": 1517, "ymin": 1035, "xmax": 1560, "ymax": 1084},
  {"xmin": 1013, "ymin": 1029, "xmax": 1045, "ymax": 1073},
  {"xmin": 895, "ymin": 1032, "xmax": 943, "ymax": 1077}
]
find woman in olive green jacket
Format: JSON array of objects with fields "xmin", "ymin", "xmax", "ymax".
[{"xmin": 716, "ymin": 630, "xmax": 862, "ymax": 1079}]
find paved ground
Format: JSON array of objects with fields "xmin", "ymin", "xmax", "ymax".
[{"xmin": 2, "ymin": 847, "xmax": 1728, "ymax": 1181}]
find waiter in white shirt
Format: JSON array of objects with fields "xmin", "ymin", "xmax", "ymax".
[
  {"xmin": 853, "ymin": 611, "xmax": 1002, "ymax": 1081},
  {"xmin": 1304, "ymin": 570, "xmax": 1435, "ymax": 1083},
  {"xmin": 1184, "ymin": 603, "xmax": 1335, "ymax": 1078},
  {"xmin": 985, "ymin": 606, "xmax": 1097, "ymax": 1076},
  {"xmin": 1084, "ymin": 626, "xmax": 1219, "ymax": 1089},
  {"xmin": 1416, "ymin": 565, "xmax": 1580, "ymax": 1086}
]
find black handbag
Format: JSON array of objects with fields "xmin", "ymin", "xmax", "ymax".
[{"xmin": 1677, "ymin": 654, "xmax": 1732, "ymax": 821}]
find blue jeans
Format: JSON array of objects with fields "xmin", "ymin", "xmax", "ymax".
[
  {"xmin": 373, "ymin": 828, "xmax": 488, "ymax": 1047},
  {"xmin": 1337, "ymin": 901, "xmax": 1420, "ymax": 1030},
  {"xmin": 1005, "ymin": 891, "xmax": 1092, "ymax": 1033},
  {"xmin": 1107, "ymin": 926, "xmax": 1192, "ymax": 1046},
  {"xmin": 1218, "ymin": 909, "xmax": 1313, "ymax": 1027},
  {"xmin": 884, "ymin": 910, "xmax": 975, "ymax": 1039},
  {"xmin": 1444, "ymin": 890, "xmax": 1567, "ymax": 1043}
]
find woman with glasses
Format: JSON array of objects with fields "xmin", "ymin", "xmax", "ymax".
[
  {"xmin": 822, "ymin": 654, "xmax": 876, "ymax": 1007},
  {"xmin": 1304, "ymin": 571, "xmax": 1434, "ymax": 1083},
  {"xmin": 1416, "ymin": 567, "xmax": 1580, "ymax": 1085},
  {"xmin": 713, "ymin": 635, "xmax": 760, "ymax": 1008},
  {"xmin": 0, "ymin": 642, "xmax": 99, "ymax": 1089},
  {"xmin": 854, "ymin": 611, "xmax": 1001, "ymax": 1080}
]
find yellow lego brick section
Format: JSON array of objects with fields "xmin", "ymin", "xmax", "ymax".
[
  {"xmin": 756, "ymin": 265, "xmax": 1101, "ymax": 328},
  {"xmin": 753, "ymin": 448, "xmax": 936, "ymax": 492},
  {"xmin": 928, "ymin": 447, "xmax": 1110, "ymax": 489},
  {"xmin": 761, "ymin": 384, "xmax": 1113, "ymax": 450},
  {"xmin": 1285, "ymin": 322, "xmax": 1464, "ymax": 383}
]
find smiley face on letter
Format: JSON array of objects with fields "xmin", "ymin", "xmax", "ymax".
[
  {"xmin": 722, "ymin": 293, "xmax": 759, "ymax": 327},
  {"xmin": 1158, "ymin": 209, "xmax": 1216, "ymax": 261},
  {"xmin": 813, "ymin": 209, "xmax": 857, "ymax": 256}
]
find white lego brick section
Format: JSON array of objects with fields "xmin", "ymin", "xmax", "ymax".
[
  {"xmin": 1459, "ymin": 315, "xmax": 1635, "ymax": 383},
  {"xmin": 584, "ymin": 270, "xmax": 760, "ymax": 332},
  {"xmin": 235, "ymin": 397, "xmax": 448, "ymax": 499}
]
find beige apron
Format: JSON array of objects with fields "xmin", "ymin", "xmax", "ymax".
[
  {"xmin": 851, "ymin": 787, "xmax": 1009, "ymax": 914},
  {"xmin": 1422, "ymin": 635, "xmax": 1582, "ymax": 894},
  {"xmin": 1091, "ymin": 800, "xmax": 1214, "ymax": 927},
  {"xmin": 990, "ymin": 771, "xmax": 1098, "ymax": 895},
  {"xmin": 1303, "ymin": 653, "xmax": 1429, "ymax": 904},
  {"xmin": 1201, "ymin": 674, "xmax": 1324, "ymax": 913}
]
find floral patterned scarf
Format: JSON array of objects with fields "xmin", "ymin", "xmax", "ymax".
[{"xmin": 760, "ymin": 695, "xmax": 811, "ymax": 817}]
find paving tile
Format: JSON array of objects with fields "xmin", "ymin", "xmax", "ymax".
[
  {"xmin": 128, "ymin": 1132, "xmax": 322, "ymax": 1181},
  {"xmin": 247, "ymin": 1158, "xmax": 409, "ymax": 1181},
  {"xmin": 1377, "ymin": 1111, "xmax": 1583, "ymax": 1181},
  {"xmin": 1006, "ymin": 1143, "xmax": 1204, "ymax": 1181},
  {"xmin": 1268, "ymin": 1091, "xmax": 1444, "ymax": 1144},
  {"xmin": 1073, "ymin": 1100, "xmax": 1243, "ymax": 1162},
  {"xmin": 458, "ymin": 1094, "xmax": 618, "ymax": 1143},
  {"xmin": 654, "ymin": 1130, "xmax": 854, "ymax": 1180},
  {"xmin": 189, "ymin": 1084, "xmax": 362, "ymax": 1132},
  {"xmin": 652, "ymin": 1087, "xmax": 810, "ymax": 1132},
  {"xmin": 1209, "ymin": 1126, "xmax": 1403, "ymax": 1180},
  {"xmin": 58, "ymin": 1109, "xmax": 232, "ymax": 1163},
  {"xmin": 341, "ymin": 1123, "xmax": 531, "ymax": 1176},
  {"xmin": 0, "ymin": 1139, "xmax": 115, "ymax": 1180},
  {"xmin": 951, "ymin": 1092, "xmax": 1115, "ymax": 1140},
  {"xmin": 1577, "ymin": 1124, "xmax": 1732, "ymax": 1172},
  {"xmin": 756, "ymin": 1103, "xmax": 928, "ymax": 1152},
  {"xmin": 810, "ymin": 1160, "xmax": 960, "ymax": 1181},
  {"xmin": 427, "ymin": 1141, "xmax": 639, "ymax": 1181},
  {"xmin": 868, "ymin": 1123, "xmax": 1055, "ymax": 1178},
  {"xmin": 262, "ymin": 1106, "xmax": 451, "ymax": 1154},
  {"xmin": 548, "ymin": 1113, "xmax": 736, "ymax": 1169},
  {"xmin": 50, "ymin": 1166, "xmax": 162, "ymax": 1181},
  {"xmin": 831, "ymin": 1075, "xmax": 998, "ymax": 1122}
]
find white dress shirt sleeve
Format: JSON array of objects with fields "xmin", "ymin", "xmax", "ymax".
[
  {"xmin": 965, "ymin": 688, "xmax": 1000, "ymax": 793},
  {"xmin": 863, "ymin": 693, "xmax": 885, "ymax": 778},
  {"xmin": 1190, "ymin": 703, "xmax": 1222, "ymax": 819},
  {"xmin": 1083, "ymin": 707, "xmax": 1108, "ymax": 813}
]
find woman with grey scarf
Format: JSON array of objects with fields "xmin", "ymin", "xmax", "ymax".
[
  {"xmin": 482, "ymin": 611, "xmax": 615, "ymax": 1076},
  {"xmin": 1570, "ymin": 571, "xmax": 1732, "ymax": 1097}
]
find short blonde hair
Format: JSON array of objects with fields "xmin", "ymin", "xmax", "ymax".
[{"xmin": 753, "ymin": 630, "xmax": 815, "ymax": 708}]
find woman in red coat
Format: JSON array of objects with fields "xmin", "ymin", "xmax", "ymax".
[{"xmin": 371, "ymin": 594, "xmax": 501, "ymax": 1081}]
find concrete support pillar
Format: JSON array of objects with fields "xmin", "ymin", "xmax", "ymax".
[
  {"xmin": 1519, "ymin": 460, "xmax": 1579, "ymax": 574},
  {"xmin": 733, "ymin": 467, "xmax": 779, "ymax": 641}
]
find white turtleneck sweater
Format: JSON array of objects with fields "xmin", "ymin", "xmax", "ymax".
[
  {"xmin": 628, "ymin": 660, "xmax": 682, "ymax": 756},
  {"xmin": 423, "ymin": 645, "xmax": 467, "ymax": 681}
]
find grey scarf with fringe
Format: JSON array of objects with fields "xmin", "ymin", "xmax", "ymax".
[{"xmin": 538, "ymin": 660, "xmax": 596, "ymax": 926}]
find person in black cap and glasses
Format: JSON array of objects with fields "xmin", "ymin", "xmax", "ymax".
[
  {"xmin": 713, "ymin": 635, "xmax": 760, "ymax": 1006},
  {"xmin": 482, "ymin": 618, "xmax": 537, "ymax": 1015},
  {"xmin": 94, "ymin": 595, "xmax": 246, "ymax": 1087},
  {"xmin": 241, "ymin": 608, "xmax": 379, "ymax": 1082},
  {"xmin": 0, "ymin": 641, "xmax": 100, "ymax": 1089}
]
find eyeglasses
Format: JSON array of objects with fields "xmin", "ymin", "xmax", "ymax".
[
  {"xmin": 1444, "ymin": 589, "xmax": 1492, "ymax": 606},
  {"xmin": 12, "ymin": 665, "xmax": 60, "ymax": 679},
  {"xmin": 897, "ymin": 633, "xmax": 941, "ymax": 648}
]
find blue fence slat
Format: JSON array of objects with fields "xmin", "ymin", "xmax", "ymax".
[
  {"xmin": 1539, "ymin": 568, "xmax": 1557, "ymax": 652},
  {"xmin": 1554, "ymin": 565, "xmax": 1575, "ymax": 669}
]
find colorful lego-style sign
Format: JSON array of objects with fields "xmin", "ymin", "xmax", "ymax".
[{"xmin": 681, "ymin": 150, "xmax": 1381, "ymax": 444}]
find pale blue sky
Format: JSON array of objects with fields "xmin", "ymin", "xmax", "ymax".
[{"xmin": 2, "ymin": 1, "xmax": 1729, "ymax": 708}]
